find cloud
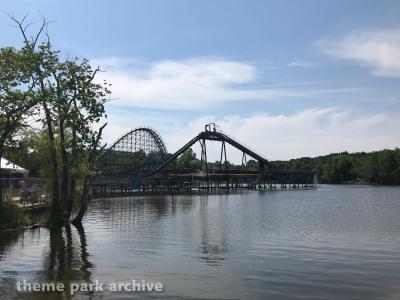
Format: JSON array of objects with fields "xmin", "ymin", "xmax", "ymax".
[
  {"xmin": 103, "ymin": 107, "xmax": 400, "ymax": 161},
  {"xmin": 94, "ymin": 58, "xmax": 257, "ymax": 110},
  {"xmin": 93, "ymin": 57, "xmax": 348, "ymax": 110},
  {"xmin": 287, "ymin": 60, "xmax": 317, "ymax": 68},
  {"xmin": 319, "ymin": 28, "xmax": 400, "ymax": 77}
]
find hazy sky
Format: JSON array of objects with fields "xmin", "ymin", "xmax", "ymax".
[{"xmin": 1, "ymin": 0, "xmax": 399, "ymax": 161}]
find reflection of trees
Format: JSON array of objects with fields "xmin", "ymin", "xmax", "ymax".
[
  {"xmin": 47, "ymin": 224, "xmax": 94, "ymax": 298},
  {"xmin": 0, "ymin": 231, "xmax": 20, "ymax": 298},
  {"xmin": 198, "ymin": 236, "xmax": 228, "ymax": 267},
  {"xmin": 0, "ymin": 231, "xmax": 20, "ymax": 261},
  {"xmin": 102, "ymin": 195, "xmax": 194, "ymax": 228},
  {"xmin": 18, "ymin": 224, "xmax": 94, "ymax": 300},
  {"xmin": 102, "ymin": 194, "xmax": 228, "ymax": 267},
  {"xmin": 47, "ymin": 226, "xmax": 65, "ymax": 281},
  {"xmin": 75, "ymin": 224, "xmax": 93, "ymax": 282},
  {"xmin": 197, "ymin": 196, "xmax": 228, "ymax": 266}
]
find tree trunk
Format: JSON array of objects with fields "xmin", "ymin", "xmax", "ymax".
[
  {"xmin": 64, "ymin": 126, "xmax": 77, "ymax": 223},
  {"xmin": 42, "ymin": 101, "xmax": 62, "ymax": 227},
  {"xmin": 0, "ymin": 181, "xmax": 3, "ymax": 205},
  {"xmin": 0, "ymin": 147, "xmax": 3, "ymax": 205},
  {"xmin": 0, "ymin": 135, "xmax": 8, "ymax": 205},
  {"xmin": 59, "ymin": 118, "xmax": 70, "ymax": 224},
  {"xmin": 64, "ymin": 177, "xmax": 75, "ymax": 223},
  {"xmin": 71, "ymin": 179, "xmax": 91, "ymax": 225},
  {"xmin": 71, "ymin": 123, "xmax": 107, "ymax": 225}
]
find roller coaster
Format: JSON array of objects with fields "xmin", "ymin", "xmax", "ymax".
[
  {"xmin": 94, "ymin": 123, "xmax": 317, "ymax": 193},
  {"xmin": 98, "ymin": 127, "xmax": 168, "ymax": 177}
]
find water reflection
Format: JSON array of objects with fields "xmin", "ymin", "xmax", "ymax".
[
  {"xmin": 1, "ymin": 187, "xmax": 400, "ymax": 299},
  {"xmin": 198, "ymin": 237, "xmax": 228, "ymax": 266},
  {"xmin": 75, "ymin": 224, "xmax": 93, "ymax": 282},
  {"xmin": 0, "ymin": 231, "xmax": 20, "ymax": 260},
  {"xmin": 17, "ymin": 225, "xmax": 94, "ymax": 300},
  {"xmin": 0, "ymin": 231, "xmax": 21, "ymax": 298},
  {"xmin": 198, "ymin": 195, "xmax": 228, "ymax": 266},
  {"xmin": 92, "ymin": 195, "xmax": 229, "ymax": 266},
  {"xmin": 101, "ymin": 195, "xmax": 193, "ymax": 223}
]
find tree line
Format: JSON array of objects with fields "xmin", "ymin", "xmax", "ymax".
[
  {"xmin": 173, "ymin": 147, "xmax": 400, "ymax": 185},
  {"xmin": 274, "ymin": 148, "xmax": 400, "ymax": 185}
]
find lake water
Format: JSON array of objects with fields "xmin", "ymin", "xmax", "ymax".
[{"xmin": 1, "ymin": 185, "xmax": 400, "ymax": 299}]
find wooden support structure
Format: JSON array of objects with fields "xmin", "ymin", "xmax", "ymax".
[{"xmin": 91, "ymin": 170, "xmax": 317, "ymax": 196}]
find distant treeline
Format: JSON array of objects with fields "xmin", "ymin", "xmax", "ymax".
[
  {"xmin": 6, "ymin": 137, "xmax": 400, "ymax": 185},
  {"xmin": 173, "ymin": 147, "xmax": 400, "ymax": 185},
  {"xmin": 273, "ymin": 148, "xmax": 400, "ymax": 185}
]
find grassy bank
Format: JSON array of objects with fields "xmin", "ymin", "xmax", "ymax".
[{"xmin": 0, "ymin": 194, "xmax": 29, "ymax": 230}]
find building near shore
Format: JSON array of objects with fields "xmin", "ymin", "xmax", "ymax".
[{"xmin": 0, "ymin": 157, "xmax": 28, "ymax": 176}]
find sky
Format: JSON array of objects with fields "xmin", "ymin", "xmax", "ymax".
[{"xmin": 1, "ymin": 0, "xmax": 400, "ymax": 161}]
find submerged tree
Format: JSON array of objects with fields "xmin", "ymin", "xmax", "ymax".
[{"xmin": 5, "ymin": 14, "xmax": 111, "ymax": 226}]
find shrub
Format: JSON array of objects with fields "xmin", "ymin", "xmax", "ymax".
[{"xmin": 0, "ymin": 193, "xmax": 28, "ymax": 229}]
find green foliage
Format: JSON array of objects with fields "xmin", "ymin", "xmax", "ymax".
[
  {"xmin": 176, "ymin": 148, "xmax": 201, "ymax": 169},
  {"xmin": 0, "ymin": 193, "xmax": 28, "ymax": 229},
  {"xmin": 172, "ymin": 147, "xmax": 400, "ymax": 185},
  {"xmin": 0, "ymin": 46, "xmax": 37, "ymax": 159},
  {"xmin": 275, "ymin": 148, "xmax": 400, "ymax": 185},
  {"xmin": 3, "ymin": 130, "xmax": 51, "ymax": 177},
  {"xmin": 175, "ymin": 148, "xmax": 259, "ymax": 171},
  {"xmin": 245, "ymin": 159, "xmax": 258, "ymax": 171},
  {"xmin": 322, "ymin": 155, "xmax": 353, "ymax": 183},
  {"xmin": 1, "ymin": 15, "xmax": 110, "ymax": 226}
]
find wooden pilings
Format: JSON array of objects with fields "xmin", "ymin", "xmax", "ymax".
[{"xmin": 91, "ymin": 172, "xmax": 317, "ymax": 196}]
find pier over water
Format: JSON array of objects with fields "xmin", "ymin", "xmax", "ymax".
[{"xmin": 94, "ymin": 123, "xmax": 317, "ymax": 195}]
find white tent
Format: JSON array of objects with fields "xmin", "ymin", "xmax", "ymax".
[{"xmin": 0, "ymin": 157, "xmax": 28, "ymax": 174}]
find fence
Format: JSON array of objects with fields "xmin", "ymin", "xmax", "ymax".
[{"xmin": 0, "ymin": 177, "xmax": 50, "ymax": 210}]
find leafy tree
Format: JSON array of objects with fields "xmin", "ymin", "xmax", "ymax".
[
  {"xmin": 2, "ymin": 129, "xmax": 48, "ymax": 177},
  {"xmin": 176, "ymin": 148, "xmax": 200, "ymax": 169},
  {"xmin": 0, "ymin": 45, "xmax": 38, "ymax": 203},
  {"xmin": 322, "ymin": 155, "xmax": 353, "ymax": 183},
  {"xmin": 275, "ymin": 149, "xmax": 400, "ymax": 185},
  {"xmin": 376, "ymin": 150, "xmax": 398, "ymax": 184},
  {"xmin": 0, "ymin": 47, "xmax": 36, "ymax": 155},
  {"xmin": 246, "ymin": 159, "xmax": 258, "ymax": 171},
  {"xmin": 6, "ymin": 15, "xmax": 110, "ymax": 227}
]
